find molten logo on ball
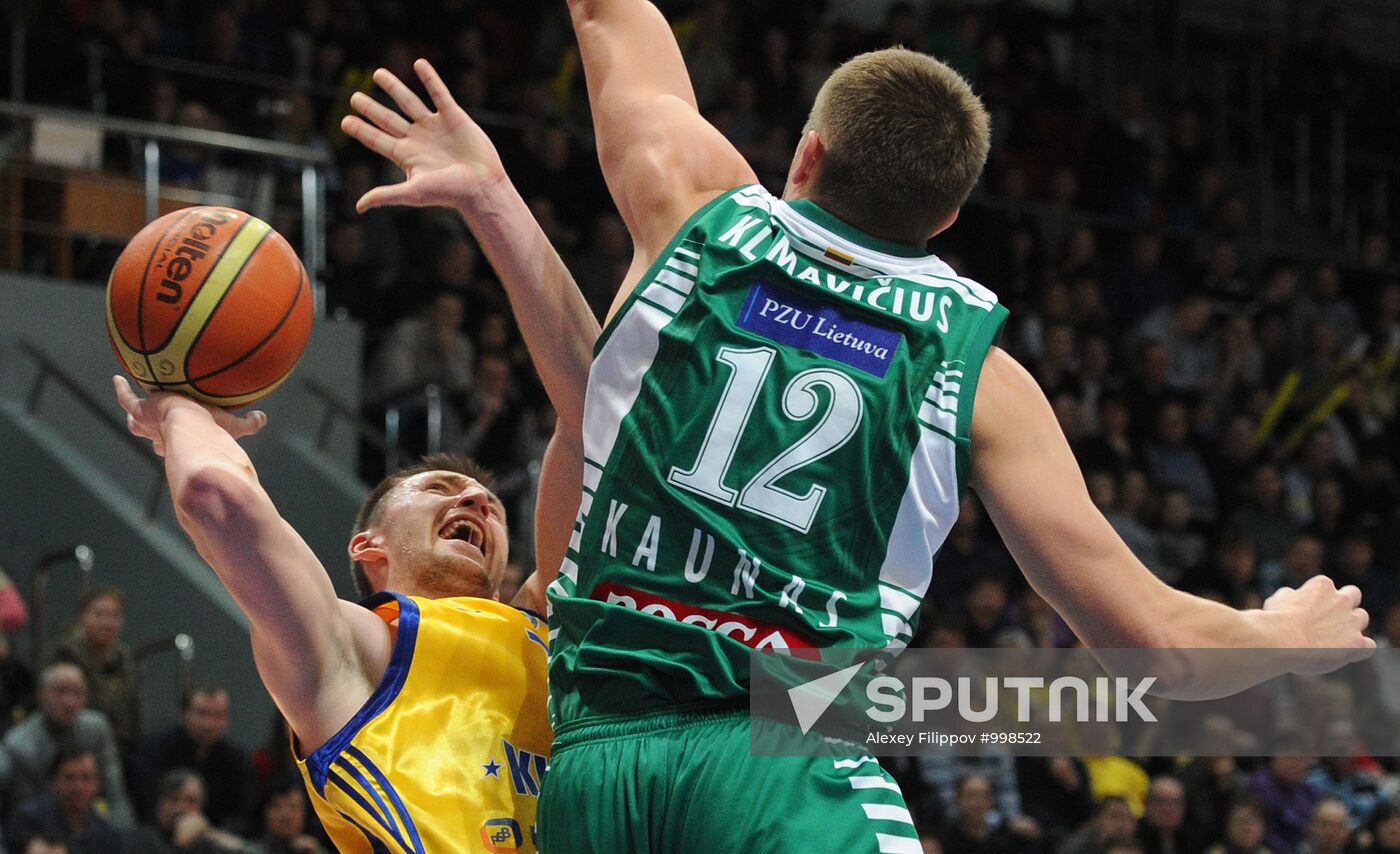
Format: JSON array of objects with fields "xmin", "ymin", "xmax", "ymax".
[{"xmin": 154, "ymin": 208, "xmax": 236, "ymax": 306}]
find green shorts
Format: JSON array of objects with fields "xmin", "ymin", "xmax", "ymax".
[{"xmin": 537, "ymin": 704, "xmax": 920, "ymax": 853}]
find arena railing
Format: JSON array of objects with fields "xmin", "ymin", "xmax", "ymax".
[
  {"xmin": 15, "ymin": 339, "xmax": 167, "ymax": 520},
  {"xmin": 301, "ymin": 377, "xmax": 398, "ymax": 461},
  {"xmin": 28, "ymin": 543, "xmax": 93, "ymax": 666},
  {"xmin": 0, "ymin": 99, "xmax": 333, "ymax": 310},
  {"xmin": 133, "ymin": 632, "xmax": 196, "ymax": 706}
]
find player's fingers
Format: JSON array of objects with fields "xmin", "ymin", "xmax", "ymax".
[
  {"xmin": 223, "ymin": 410, "xmax": 267, "ymax": 439},
  {"xmin": 357, "ymin": 183, "xmax": 416, "ymax": 213},
  {"xmin": 1338, "ymin": 585, "xmax": 1362, "ymax": 607},
  {"xmin": 414, "ymin": 58, "xmax": 457, "ymax": 114},
  {"xmin": 113, "ymin": 375, "xmax": 142, "ymax": 416},
  {"xmin": 340, "ymin": 115, "xmax": 399, "ymax": 160},
  {"xmin": 373, "ymin": 67, "xmax": 431, "ymax": 120},
  {"xmin": 349, "ymin": 91, "xmax": 410, "ymax": 138}
]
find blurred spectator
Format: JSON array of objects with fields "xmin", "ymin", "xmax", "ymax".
[
  {"xmin": 4, "ymin": 748, "xmax": 123, "ymax": 854},
  {"xmin": 0, "ymin": 569, "xmax": 28, "ymax": 635},
  {"xmin": 1136, "ymin": 776, "xmax": 1187, "ymax": 854},
  {"xmin": 927, "ymin": 498, "xmax": 1017, "ymax": 611},
  {"xmin": 920, "ymin": 757, "xmax": 1023, "ymax": 831},
  {"xmin": 1293, "ymin": 265, "xmax": 1360, "ymax": 352},
  {"xmin": 1306, "ymin": 720, "xmax": 1384, "ymax": 828},
  {"xmin": 1155, "ymin": 490, "xmax": 1207, "ymax": 585},
  {"xmin": 1016, "ymin": 757, "xmax": 1095, "ymax": 844},
  {"xmin": 1, "ymin": 663, "xmax": 132, "ymax": 827},
  {"xmin": 1203, "ymin": 534, "xmax": 1261, "ymax": 609},
  {"xmin": 1300, "ymin": 798, "xmax": 1351, "ymax": 854},
  {"xmin": 49, "ymin": 588, "xmax": 142, "ymax": 757},
  {"xmin": 0, "ymin": 635, "xmax": 35, "ymax": 736},
  {"xmin": 127, "ymin": 769, "xmax": 248, "ymax": 853},
  {"xmin": 1144, "ymin": 401, "xmax": 1217, "ymax": 520},
  {"xmin": 568, "ymin": 215, "xmax": 631, "ymax": 320},
  {"xmin": 132, "ymin": 687, "xmax": 252, "ymax": 834},
  {"xmin": 961, "ymin": 579, "xmax": 1012, "ymax": 648},
  {"xmin": 461, "ymin": 353, "xmax": 527, "ymax": 471},
  {"xmin": 1075, "ymin": 394, "xmax": 1140, "ymax": 475},
  {"xmin": 1204, "ymin": 799, "xmax": 1273, "ymax": 854},
  {"xmin": 1368, "ymin": 803, "xmax": 1400, "ymax": 854},
  {"xmin": 1227, "ymin": 463, "xmax": 1296, "ymax": 569},
  {"xmin": 1059, "ymin": 796, "xmax": 1137, "ymax": 854},
  {"xmin": 245, "ymin": 778, "xmax": 326, "ymax": 854},
  {"xmin": 1267, "ymin": 534, "xmax": 1326, "ymax": 597},
  {"xmin": 365, "ymin": 288, "xmax": 475, "ymax": 406},
  {"xmin": 939, "ymin": 772, "xmax": 1041, "ymax": 854},
  {"xmin": 1180, "ymin": 752, "xmax": 1252, "ymax": 851},
  {"xmin": 321, "ymin": 220, "xmax": 386, "ymax": 327},
  {"xmin": 1088, "ymin": 469, "xmax": 1160, "ymax": 569},
  {"xmin": 1131, "ymin": 294, "xmax": 1215, "ymax": 391},
  {"xmin": 1248, "ymin": 754, "xmax": 1324, "ymax": 854}
]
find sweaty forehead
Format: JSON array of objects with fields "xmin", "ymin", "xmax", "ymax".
[{"xmin": 400, "ymin": 471, "xmax": 502, "ymax": 507}]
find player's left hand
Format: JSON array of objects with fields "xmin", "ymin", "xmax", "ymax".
[
  {"xmin": 113, "ymin": 375, "xmax": 266, "ymax": 457},
  {"xmin": 341, "ymin": 58, "xmax": 507, "ymax": 212}
]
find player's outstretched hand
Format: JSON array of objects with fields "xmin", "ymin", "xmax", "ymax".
[
  {"xmin": 113, "ymin": 376, "xmax": 266, "ymax": 457},
  {"xmin": 341, "ymin": 58, "xmax": 506, "ymax": 213},
  {"xmin": 1262, "ymin": 574, "xmax": 1375, "ymax": 671}
]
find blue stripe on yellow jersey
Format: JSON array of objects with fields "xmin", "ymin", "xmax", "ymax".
[{"xmin": 295, "ymin": 592, "xmax": 551, "ymax": 853}]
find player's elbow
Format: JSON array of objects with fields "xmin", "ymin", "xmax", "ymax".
[{"xmin": 173, "ymin": 464, "xmax": 260, "ymax": 532}]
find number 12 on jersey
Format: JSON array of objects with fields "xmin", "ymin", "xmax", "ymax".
[{"xmin": 667, "ymin": 345, "xmax": 864, "ymax": 534}]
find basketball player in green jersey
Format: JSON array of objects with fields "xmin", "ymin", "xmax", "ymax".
[{"xmin": 523, "ymin": 2, "xmax": 1375, "ymax": 851}]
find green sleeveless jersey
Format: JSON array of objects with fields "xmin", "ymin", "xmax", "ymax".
[{"xmin": 547, "ymin": 185, "xmax": 1008, "ymax": 728}]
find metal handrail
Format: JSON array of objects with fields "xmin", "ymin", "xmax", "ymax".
[
  {"xmin": 133, "ymin": 632, "xmax": 195, "ymax": 705},
  {"xmin": 0, "ymin": 100, "xmax": 330, "ymax": 288},
  {"xmin": 300, "ymin": 377, "xmax": 394, "ymax": 456},
  {"xmin": 29, "ymin": 544, "xmax": 94, "ymax": 666},
  {"xmin": 0, "ymin": 100, "xmax": 332, "ymax": 165},
  {"xmin": 300, "ymin": 378, "xmax": 455, "ymax": 475},
  {"xmin": 16, "ymin": 339, "xmax": 166, "ymax": 519}
]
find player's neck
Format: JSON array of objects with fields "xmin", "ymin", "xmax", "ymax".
[{"xmin": 784, "ymin": 194, "xmax": 932, "ymax": 257}]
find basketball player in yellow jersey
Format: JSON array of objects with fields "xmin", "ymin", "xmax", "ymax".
[{"xmin": 115, "ymin": 60, "xmax": 601, "ymax": 853}]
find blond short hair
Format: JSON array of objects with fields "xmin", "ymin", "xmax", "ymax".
[{"xmin": 807, "ymin": 48, "xmax": 991, "ymax": 237}]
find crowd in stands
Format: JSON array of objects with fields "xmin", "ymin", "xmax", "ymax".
[
  {"xmin": 0, "ymin": 582, "xmax": 329, "ymax": 853},
  {"xmin": 6, "ymin": 0, "xmax": 1400, "ymax": 851}
]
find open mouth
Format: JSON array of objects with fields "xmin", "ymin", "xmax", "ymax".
[{"xmin": 439, "ymin": 517, "xmax": 486, "ymax": 552}]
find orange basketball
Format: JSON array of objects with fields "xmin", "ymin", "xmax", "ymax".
[{"xmin": 105, "ymin": 206, "xmax": 313, "ymax": 407}]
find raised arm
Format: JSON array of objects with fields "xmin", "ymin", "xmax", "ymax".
[
  {"xmin": 567, "ymin": 0, "xmax": 757, "ymax": 290},
  {"xmin": 969, "ymin": 348, "xmax": 1372, "ymax": 696},
  {"xmin": 113, "ymin": 379, "xmax": 387, "ymax": 749},
  {"xmin": 341, "ymin": 60, "xmax": 598, "ymax": 610},
  {"xmin": 342, "ymin": 59, "xmax": 596, "ymax": 436}
]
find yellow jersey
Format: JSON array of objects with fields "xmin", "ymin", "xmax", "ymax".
[{"xmin": 296, "ymin": 593, "xmax": 552, "ymax": 853}]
